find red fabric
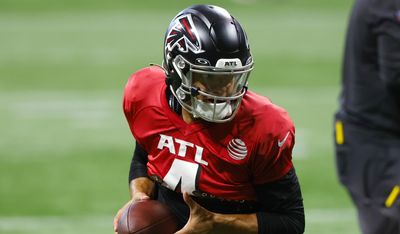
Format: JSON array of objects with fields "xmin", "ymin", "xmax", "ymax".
[{"xmin": 123, "ymin": 66, "xmax": 294, "ymax": 201}]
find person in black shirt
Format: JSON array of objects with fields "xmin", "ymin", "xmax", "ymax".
[{"xmin": 334, "ymin": 0, "xmax": 400, "ymax": 233}]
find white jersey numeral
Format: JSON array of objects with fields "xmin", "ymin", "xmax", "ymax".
[{"xmin": 163, "ymin": 158, "xmax": 199, "ymax": 195}]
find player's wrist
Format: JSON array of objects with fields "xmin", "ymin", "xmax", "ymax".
[
  {"xmin": 212, "ymin": 213, "xmax": 224, "ymax": 227},
  {"xmin": 129, "ymin": 177, "xmax": 155, "ymax": 199},
  {"xmin": 213, "ymin": 213, "xmax": 239, "ymax": 228},
  {"xmin": 212, "ymin": 213, "xmax": 258, "ymax": 234}
]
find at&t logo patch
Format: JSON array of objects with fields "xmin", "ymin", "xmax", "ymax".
[{"xmin": 227, "ymin": 138, "xmax": 248, "ymax": 160}]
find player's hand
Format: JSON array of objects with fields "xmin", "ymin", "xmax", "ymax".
[
  {"xmin": 175, "ymin": 192, "xmax": 215, "ymax": 234},
  {"xmin": 113, "ymin": 193, "xmax": 150, "ymax": 234}
]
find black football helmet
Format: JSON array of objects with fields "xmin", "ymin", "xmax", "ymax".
[{"xmin": 163, "ymin": 5, "xmax": 254, "ymax": 122}]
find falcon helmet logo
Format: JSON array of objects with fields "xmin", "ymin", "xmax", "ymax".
[
  {"xmin": 227, "ymin": 138, "xmax": 248, "ymax": 160},
  {"xmin": 166, "ymin": 15, "xmax": 205, "ymax": 54}
]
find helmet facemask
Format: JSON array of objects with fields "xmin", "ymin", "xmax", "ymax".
[{"xmin": 170, "ymin": 55, "xmax": 253, "ymax": 123}]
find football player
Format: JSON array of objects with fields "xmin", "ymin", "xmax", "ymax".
[{"xmin": 115, "ymin": 5, "xmax": 305, "ymax": 234}]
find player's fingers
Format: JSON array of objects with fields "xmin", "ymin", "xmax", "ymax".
[
  {"xmin": 113, "ymin": 209, "xmax": 123, "ymax": 232},
  {"xmin": 113, "ymin": 217, "xmax": 117, "ymax": 229},
  {"xmin": 113, "ymin": 200, "xmax": 131, "ymax": 232},
  {"xmin": 132, "ymin": 192, "xmax": 150, "ymax": 202},
  {"xmin": 131, "ymin": 197, "xmax": 150, "ymax": 203}
]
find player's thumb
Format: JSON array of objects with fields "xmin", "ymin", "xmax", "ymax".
[
  {"xmin": 182, "ymin": 192, "xmax": 196, "ymax": 209},
  {"xmin": 113, "ymin": 200, "xmax": 132, "ymax": 232},
  {"xmin": 174, "ymin": 220, "xmax": 191, "ymax": 234},
  {"xmin": 174, "ymin": 227, "xmax": 189, "ymax": 234}
]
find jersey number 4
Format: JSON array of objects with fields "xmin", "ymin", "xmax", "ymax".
[{"xmin": 163, "ymin": 158, "xmax": 199, "ymax": 195}]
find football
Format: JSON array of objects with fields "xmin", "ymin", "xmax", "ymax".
[{"xmin": 118, "ymin": 200, "xmax": 178, "ymax": 234}]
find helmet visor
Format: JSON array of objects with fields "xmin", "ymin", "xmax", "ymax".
[
  {"xmin": 190, "ymin": 72, "xmax": 248, "ymax": 100},
  {"xmin": 172, "ymin": 55, "xmax": 253, "ymax": 122}
]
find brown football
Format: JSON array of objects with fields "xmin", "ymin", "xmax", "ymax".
[{"xmin": 118, "ymin": 200, "xmax": 178, "ymax": 234}]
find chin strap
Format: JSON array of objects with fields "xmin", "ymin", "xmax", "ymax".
[
  {"xmin": 149, "ymin": 63, "xmax": 182, "ymax": 114},
  {"xmin": 190, "ymin": 87, "xmax": 200, "ymax": 96},
  {"xmin": 166, "ymin": 86, "xmax": 182, "ymax": 115}
]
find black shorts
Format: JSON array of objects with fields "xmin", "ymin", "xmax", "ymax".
[{"xmin": 334, "ymin": 115, "xmax": 400, "ymax": 234}]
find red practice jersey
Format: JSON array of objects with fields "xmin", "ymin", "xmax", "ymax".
[{"xmin": 123, "ymin": 66, "xmax": 295, "ymax": 201}]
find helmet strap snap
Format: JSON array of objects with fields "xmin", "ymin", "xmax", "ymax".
[{"xmin": 190, "ymin": 87, "xmax": 200, "ymax": 96}]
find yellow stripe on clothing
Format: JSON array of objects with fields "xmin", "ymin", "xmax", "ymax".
[
  {"xmin": 335, "ymin": 120, "xmax": 344, "ymax": 145},
  {"xmin": 385, "ymin": 185, "xmax": 400, "ymax": 208}
]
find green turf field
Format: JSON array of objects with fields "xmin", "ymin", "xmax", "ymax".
[{"xmin": 0, "ymin": 0, "xmax": 360, "ymax": 233}]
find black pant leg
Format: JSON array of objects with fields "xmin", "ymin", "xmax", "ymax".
[{"xmin": 334, "ymin": 116, "xmax": 400, "ymax": 234}]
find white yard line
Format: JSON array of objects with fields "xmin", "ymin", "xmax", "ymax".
[{"xmin": 306, "ymin": 208, "xmax": 357, "ymax": 223}]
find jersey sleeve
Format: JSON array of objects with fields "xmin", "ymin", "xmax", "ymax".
[
  {"xmin": 123, "ymin": 71, "xmax": 143, "ymax": 146},
  {"xmin": 122, "ymin": 66, "xmax": 166, "ymax": 146},
  {"xmin": 251, "ymin": 112, "xmax": 295, "ymax": 185},
  {"xmin": 123, "ymin": 74, "xmax": 138, "ymax": 122},
  {"xmin": 123, "ymin": 67, "xmax": 157, "ymax": 122}
]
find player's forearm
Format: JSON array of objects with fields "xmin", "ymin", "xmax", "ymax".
[
  {"xmin": 212, "ymin": 213, "xmax": 258, "ymax": 234},
  {"xmin": 129, "ymin": 142, "xmax": 149, "ymax": 181},
  {"xmin": 129, "ymin": 177, "xmax": 155, "ymax": 198}
]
